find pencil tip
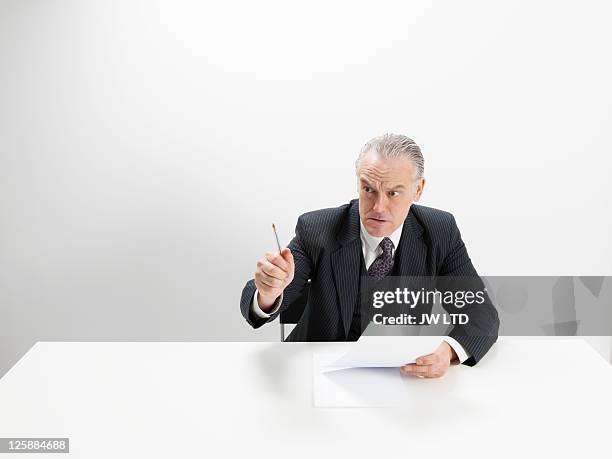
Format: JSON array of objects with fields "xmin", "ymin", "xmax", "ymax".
[{"xmin": 272, "ymin": 223, "xmax": 276, "ymax": 230}]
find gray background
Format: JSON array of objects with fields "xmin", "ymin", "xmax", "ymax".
[{"xmin": 1, "ymin": 0, "xmax": 611, "ymax": 373}]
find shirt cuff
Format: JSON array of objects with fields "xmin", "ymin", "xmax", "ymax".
[
  {"xmin": 443, "ymin": 336, "xmax": 470, "ymax": 364},
  {"xmin": 251, "ymin": 289, "xmax": 283, "ymax": 319}
]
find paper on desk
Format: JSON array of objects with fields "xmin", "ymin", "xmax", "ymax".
[
  {"xmin": 313, "ymin": 351, "xmax": 406, "ymax": 407},
  {"xmin": 326, "ymin": 336, "xmax": 444, "ymax": 369}
]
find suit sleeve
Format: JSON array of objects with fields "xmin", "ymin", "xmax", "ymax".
[
  {"xmin": 240, "ymin": 215, "xmax": 313, "ymax": 329},
  {"xmin": 437, "ymin": 215, "xmax": 500, "ymax": 366}
]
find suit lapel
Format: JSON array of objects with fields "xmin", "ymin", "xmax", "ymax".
[
  {"xmin": 394, "ymin": 206, "xmax": 428, "ymax": 276},
  {"xmin": 330, "ymin": 201, "xmax": 361, "ymax": 338}
]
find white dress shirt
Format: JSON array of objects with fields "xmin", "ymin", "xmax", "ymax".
[{"xmin": 251, "ymin": 219, "xmax": 470, "ymax": 363}]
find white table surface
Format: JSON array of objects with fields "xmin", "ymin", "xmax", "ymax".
[{"xmin": 0, "ymin": 337, "xmax": 610, "ymax": 459}]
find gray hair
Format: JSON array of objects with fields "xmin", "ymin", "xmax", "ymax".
[{"xmin": 355, "ymin": 133, "xmax": 425, "ymax": 181}]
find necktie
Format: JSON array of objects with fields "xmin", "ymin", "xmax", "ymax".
[{"xmin": 367, "ymin": 237, "xmax": 395, "ymax": 281}]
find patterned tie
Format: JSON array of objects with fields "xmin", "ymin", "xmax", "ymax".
[{"xmin": 367, "ymin": 237, "xmax": 395, "ymax": 281}]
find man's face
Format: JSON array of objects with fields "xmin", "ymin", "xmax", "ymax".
[{"xmin": 357, "ymin": 152, "xmax": 425, "ymax": 237}]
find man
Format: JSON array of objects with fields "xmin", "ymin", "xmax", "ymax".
[{"xmin": 240, "ymin": 134, "xmax": 499, "ymax": 378}]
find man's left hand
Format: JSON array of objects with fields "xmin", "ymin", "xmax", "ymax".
[{"xmin": 400, "ymin": 341, "xmax": 458, "ymax": 379}]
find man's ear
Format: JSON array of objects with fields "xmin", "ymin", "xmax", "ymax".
[{"xmin": 413, "ymin": 177, "xmax": 426, "ymax": 202}]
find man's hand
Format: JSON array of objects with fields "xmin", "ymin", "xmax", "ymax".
[
  {"xmin": 254, "ymin": 248, "xmax": 294, "ymax": 312},
  {"xmin": 400, "ymin": 341, "xmax": 458, "ymax": 379}
]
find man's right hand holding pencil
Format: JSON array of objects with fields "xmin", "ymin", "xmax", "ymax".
[{"xmin": 254, "ymin": 248, "xmax": 294, "ymax": 313}]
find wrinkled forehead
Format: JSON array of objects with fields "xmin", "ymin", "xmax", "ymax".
[{"xmin": 357, "ymin": 153, "xmax": 415, "ymax": 185}]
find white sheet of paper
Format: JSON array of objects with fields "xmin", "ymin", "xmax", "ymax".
[
  {"xmin": 313, "ymin": 351, "xmax": 406, "ymax": 407},
  {"xmin": 329, "ymin": 336, "xmax": 444, "ymax": 368},
  {"xmin": 312, "ymin": 336, "xmax": 445, "ymax": 407}
]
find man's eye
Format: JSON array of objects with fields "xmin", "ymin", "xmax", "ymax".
[
  {"xmin": 389, "ymin": 191, "xmax": 400, "ymax": 197},
  {"xmin": 364, "ymin": 187, "xmax": 372, "ymax": 193}
]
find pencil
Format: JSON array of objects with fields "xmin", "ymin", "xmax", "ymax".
[{"xmin": 272, "ymin": 223, "xmax": 282, "ymax": 254}]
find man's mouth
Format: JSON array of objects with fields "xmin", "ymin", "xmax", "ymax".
[{"xmin": 368, "ymin": 217, "xmax": 387, "ymax": 223}]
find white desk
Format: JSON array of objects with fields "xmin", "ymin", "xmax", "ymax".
[{"xmin": 0, "ymin": 338, "xmax": 610, "ymax": 459}]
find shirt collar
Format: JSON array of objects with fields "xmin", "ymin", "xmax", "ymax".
[{"xmin": 359, "ymin": 219, "xmax": 404, "ymax": 253}]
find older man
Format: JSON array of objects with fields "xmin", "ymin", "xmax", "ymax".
[{"xmin": 240, "ymin": 134, "xmax": 499, "ymax": 378}]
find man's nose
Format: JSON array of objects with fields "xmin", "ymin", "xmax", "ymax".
[{"xmin": 373, "ymin": 193, "xmax": 388, "ymax": 213}]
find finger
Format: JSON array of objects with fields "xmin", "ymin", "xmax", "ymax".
[
  {"xmin": 258, "ymin": 273, "xmax": 283, "ymax": 288},
  {"xmin": 281, "ymin": 248, "xmax": 294, "ymax": 266},
  {"xmin": 265, "ymin": 252, "xmax": 290, "ymax": 272},
  {"xmin": 256, "ymin": 259, "xmax": 282, "ymax": 279},
  {"xmin": 260, "ymin": 260, "xmax": 287, "ymax": 280},
  {"xmin": 400, "ymin": 364, "xmax": 431, "ymax": 375},
  {"xmin": 416, "ymin": 353, "xmax": 439, "ymax": 366},
  {"xmin": 254, "ymin": 277, "xmax": 280, "ymax": 295},
  {"xmin": 423, "ymin": 369, "xmax": 446, "ymax": 379}
]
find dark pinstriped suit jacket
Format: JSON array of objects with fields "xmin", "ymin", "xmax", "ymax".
[{"xmin": 240, "ymin": 199, "xmax": 499, "ymax": 366}]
